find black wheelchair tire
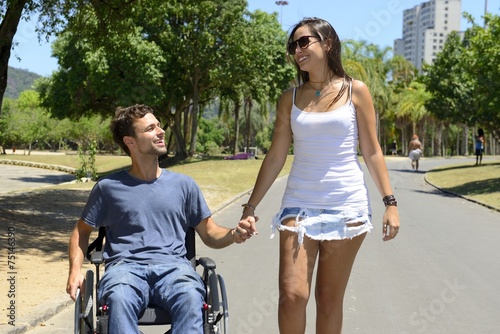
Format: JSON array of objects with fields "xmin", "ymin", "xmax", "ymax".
[
  {"xmin": 206, "ymin": 270, "xmax": 229, "ymax": 334},
  {"xmin": 81, "ymin": 270, "xmax": 94, "ymax": 334},
  {"xmin": 74, "ymin": 288, "xmax": 82, "ymax": 334},
  {"xmin": 217, "ymin": 274, "xmax": 229, "ymax": 334},
  {"xmin": 207, "ymin": 270, "xmax": 220, "ymax": 313}
]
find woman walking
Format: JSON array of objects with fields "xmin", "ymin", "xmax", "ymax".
[{"xmin": 240, "ymin": 17, "xmax": 400, "ymax": 333}]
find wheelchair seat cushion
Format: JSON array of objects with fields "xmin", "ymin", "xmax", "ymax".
[{"xmin": 138, "ymin": 305, "xmax": 172, "ymax": 325}]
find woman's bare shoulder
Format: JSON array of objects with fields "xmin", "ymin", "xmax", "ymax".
[
  {"xmin": 351, "ymin": 79, "xmax": 370, "ymax": 94},
  {"xmin": 278, "ymin": 87, "xmax": 296, "ymax": 112}
]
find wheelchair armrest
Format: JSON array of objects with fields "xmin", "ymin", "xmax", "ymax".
[
  {"xmin": 197, "ymin": 257, "xmax": 216, "ymax": 270},
  {"xmin": 91, "ymin": 251, "xmax": 104, "ymax": 265}
]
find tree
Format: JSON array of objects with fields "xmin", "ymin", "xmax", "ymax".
[
  {"xmin": 385, "ymin": 55, "xmax": 417, "ymax": 154},
  {"xmin": 393, "ymin": 81, "xmax": 431, "ymax": 155},
  {"xmin": 37, "ymin": 0, "xmax": 294, "ymax": 162},
  {"xmin": 4, "ymin": 90, "xmax": 51, "ymax": 154},
  {"xmin": 461, "ymin": 13, "xmax": 500, "ymax": 133},
  {"xmin": 343, "ymin": 40, "xmax": 393, "ymax": 147},
  {"xmin": 1, "ymin": 0, "xmax": 31, "ymax": 116},
  {"xmin": 218, "ymin": 9, "xmax": 293, "ymax": 155},
  {"xmin": 423, "ymin": 14, "xmax": 500, "ymax": 155},
  {"xmin": 0, "ymin": 0, "xmax": 137, "ymax": 115},
  {"xmin": 37, "ymin": 22, "xmax": 166, "ymax": 118}
]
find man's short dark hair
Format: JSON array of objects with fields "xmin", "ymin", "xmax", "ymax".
[{"xmin": 110, "ymin": 104, "xmax": 154, "ymax": 156}]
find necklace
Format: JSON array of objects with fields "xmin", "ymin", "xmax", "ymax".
[
  {"xmin": 307, "ymin": 76, "xmax": 348, "ymax": 107},
  {"xmin": 307, "ymin": 80, "xmax": 330, "ymax": 97}
]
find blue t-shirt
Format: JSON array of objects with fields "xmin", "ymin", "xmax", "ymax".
[{"xmin": 81, "ymin": 169, "xmax": 211, "ymax": 266}]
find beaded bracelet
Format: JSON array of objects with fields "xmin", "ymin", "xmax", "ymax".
[
  {"xmin": 382, "ymin": 195, "xmax": 398, "ymax": 207},
  {"xmin": 241, "ymin": 203, "xmax": 256, "ymax": 212}
]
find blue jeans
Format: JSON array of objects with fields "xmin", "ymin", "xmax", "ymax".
[{"xmin": 98, "ymin": 260, "xmax": 205, "ymax": 334}]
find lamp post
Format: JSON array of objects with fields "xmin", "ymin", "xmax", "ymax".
[
  {"xmin": 484, "ymin": 0, "xmax": 488, "ymax": 27},
  {"xmin": 275, "ymin": 1, "xmax": 289, "ymax": 26}
]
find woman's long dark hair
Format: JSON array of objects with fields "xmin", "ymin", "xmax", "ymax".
[{"xmin": 287, "ymin": 17, "xmax": 352, "ymax": 86}]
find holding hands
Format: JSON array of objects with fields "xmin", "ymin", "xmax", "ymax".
[{"xmin": 232, "ymin": 204, "xmax": 259, "ymax": 244}]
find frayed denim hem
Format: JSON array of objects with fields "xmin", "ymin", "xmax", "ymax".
[{"xmin": 271, "ymin": 207, "xmax": 373, "ymax": 246}]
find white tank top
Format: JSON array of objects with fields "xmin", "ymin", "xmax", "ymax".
[{"xmin": 281, "ymin": 83, "xmax": 371, "ymax": 213}]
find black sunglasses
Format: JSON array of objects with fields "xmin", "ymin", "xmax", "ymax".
[{"xmin": 287, "ymin": 35, "xmax": 318, "ymax": 54}]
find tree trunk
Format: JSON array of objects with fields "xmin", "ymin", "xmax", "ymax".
[
  {"xmin": 172, "ymin": 108, "xmax": 188, "ymax": 160},
  {"xmin": 232, "ymin": 99, "xmax": 240, "ymax": 156},
  {"xmin": 0, "ymin": 1, "xmax": 28, "ymax": 154},
  {"xmin": 0, "ymin": 0, "xmax": 28, "ymax": 116},
  {"xmin": 244, "ymin": 96, "xmax": 252, "ymax": 152},
  {"xmin": 434, "ymin": 121, "xmax": 443, "ymax": 156},
  {"xmin": 189, "ymin": 71, "xmax": 200, "ymax": 157},
  {"xmin": 462, "ymin": 125, "xmax": 469, "ymax": 156}
]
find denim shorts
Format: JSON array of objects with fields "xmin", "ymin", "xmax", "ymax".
[{"xmin": 272, "ymin": 207, "xmax": 373, "ymax": 246}]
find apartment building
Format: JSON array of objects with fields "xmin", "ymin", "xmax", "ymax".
[{"xmin": 393, "ymin": 0, "xmax": 461, "ymax": 71}]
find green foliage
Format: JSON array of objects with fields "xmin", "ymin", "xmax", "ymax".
[
  {"xmin": 37, "ymin": 23, "xmax": 167, "ymax": 118},
  {"xmin": 3, "ymin": 90, "xmax": 53, "ymax": 153},
  {"xmin": 423, "ymin": 15, "xmax": 500, "ymax": 133},
  {"xmin": 422, "ymin": 32, "xmax": 473, "ymax": 124},
  {"xmin": 254, "ymin": 124, "xmax": 272, "ymax": 153},
  {"xmin": 395, "ymin": 82, "xmax": 431, "ymax": 123},
  {"xmin": 76, "ymin": 139, "xmax": 98, "ymax": 182},
  {"xmin": 196, "ymin": 117, "xmax": 228, "ymax": 155},
  {"xmin": 0, "ymin": 90, "xmax": 113, "ymax": 154},
  {"xmin": 343, "ymin": 40, "xmax": 392, "ymax": 117},
  {"xmin": 36, "ymin": 0, "xmax": 293, "ymax": 161}
]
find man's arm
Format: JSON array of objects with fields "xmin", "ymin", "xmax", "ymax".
[
  {"xmin": 66, "ymin": 219, "xmax": 94, "ymax": 301},
  {"xmin": 195, "ymin": 217, "xmax": 252, "ymax": 249}
]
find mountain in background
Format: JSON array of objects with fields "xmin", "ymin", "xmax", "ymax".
[{"xmin": 5, "ymin": 67, "xmax": 42, "ymax": 99}]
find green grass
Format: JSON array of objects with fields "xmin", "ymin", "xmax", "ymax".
[
  {"xmin": 3, "ymin": 153, "xmax": 499, "ymax": 211},
  {"xmin": 426, "ymin": 160, "xmax": 500, "ymax": 210},
  {"xmin": 0, "ymin": 153, "xmax": 131, "ymax": 173}
]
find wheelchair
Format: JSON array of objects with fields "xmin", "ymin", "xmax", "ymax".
[{"xmin": 74, "ymin": 227, "xmax": 229, "ymax": 334}]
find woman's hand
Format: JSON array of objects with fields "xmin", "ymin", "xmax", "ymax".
[{"xmin": 382, "ymin": 205, "xmax": 400, "ymax": 241}]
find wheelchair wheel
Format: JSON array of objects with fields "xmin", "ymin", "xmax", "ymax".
[
  {"xmin": 81, "ymin": 270, "xmax": 95, "ymax": 334},
  {"xmin": 74, "ymin": 270, "xmax": 95, "ymax": 334},
  {"xmin": 217, "ymin": 274, "xmax": 229, "ymax": 334},
  {"xmin": 206, "ymin": 271, "xmax": 228, "ymax": 334},
  {"xmin": 74, "ymin": 288, "xmax": 82, "ymax": 334}
]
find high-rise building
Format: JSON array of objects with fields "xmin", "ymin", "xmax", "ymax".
[{"xmin": 393, "ymin": 0, "xmax": 461, "ymax": 71}]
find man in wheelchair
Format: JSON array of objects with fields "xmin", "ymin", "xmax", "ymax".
[{"xmin": 66, "ymin": 104, "xmax": 254, "ymax": 333}]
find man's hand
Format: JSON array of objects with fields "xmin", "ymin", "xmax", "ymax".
[
  {"xmin": 67, "ymin": 220, "xmax": 93, "ymax": 300},
  {"xmin": 67, "ymin": 272, "xmax": 85, "ymax": 301},
  {"xmin": 232, "ymin": 216, "xmax": 259, "ymax": 243}
]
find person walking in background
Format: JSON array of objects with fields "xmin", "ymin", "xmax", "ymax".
[
  {"xmin": 239, "ymin": 17, "xmax": 400, "ymax": 334},
  {"xmin": 391, "ymin": 140, "xmax": 398, "ymax": 155},
  {"xmin": 475, "ymin": 128, "xmax": 485, "ymax": 166},
  {"xmin": 408, "ymin": 135, "xmax": 423, "ymax": 171}
]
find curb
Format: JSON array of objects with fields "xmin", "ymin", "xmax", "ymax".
[
  {"xmin": 0, "ymin": 159, "xmax": 76, "ymax": 174},
  {"xmin": 424, "ymin": 174, "xmax": 500, "ymax": 213},
  {"xmin": 1, "ymin": 294, "xmax": 73, "ymax": 334}
]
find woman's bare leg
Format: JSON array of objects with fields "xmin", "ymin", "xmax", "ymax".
[
  {"xmin": 278, "ymin": 218, "xmax": 320, "ymax": 334},
  {"xmin": 315, "ymin": 233, "xmax": 367, "ymax": 334}
]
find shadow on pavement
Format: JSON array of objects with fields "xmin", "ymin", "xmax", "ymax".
[{"xmin": 0, "ymin": 188, "xmax": 91, "ymax": 262}]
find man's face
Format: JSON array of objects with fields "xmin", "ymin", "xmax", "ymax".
[{"xmin": 127, "ymin": 113, "xmax": 167, "ymax": 156}]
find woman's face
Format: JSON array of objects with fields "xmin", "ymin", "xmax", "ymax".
[{"xmin": 290, "ymin": 26, "xmax": 327, "ymax": 72}]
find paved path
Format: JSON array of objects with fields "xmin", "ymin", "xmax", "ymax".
[
  {"xmin": 0, "ymin": 164, "xmax": 75, "ymax": 194},
  {"xmin": 18, "ymin": 156, "xmax": 500, "ymax": 333}
]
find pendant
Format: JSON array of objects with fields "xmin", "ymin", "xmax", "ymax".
[{"xmin": 315, "ymin": 90, "xmax": 320, "ymax": 97}]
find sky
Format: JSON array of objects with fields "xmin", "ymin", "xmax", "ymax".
[{"xmin": 8, "ymin": 0, "xmax": 500, "ymax": 77}]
